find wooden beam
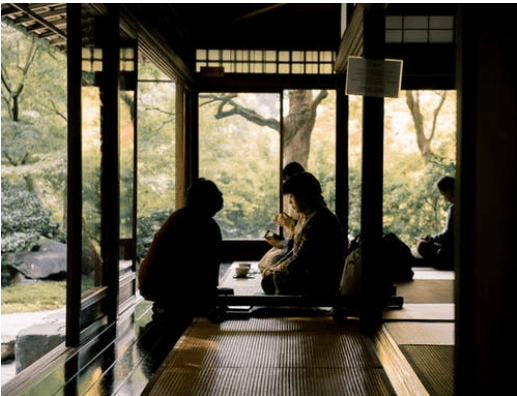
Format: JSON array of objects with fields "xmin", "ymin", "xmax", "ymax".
[
  {"xmin": 8, "ymin": 3, "xmax": 67, "ymax": 40},
  {"xmin": 335, "ymin": 4, "xmax": 365, "ymax": 73}
]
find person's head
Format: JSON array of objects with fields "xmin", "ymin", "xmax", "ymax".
[
  {"xmin": 282, "ymin": 172, "xmax": 323, "ymax": 214},
  {"xmin": 186, "ymin": 178, "xmax": 223, "ymax": 216},
  {"xmin": 436, "ymin": 176, "xmax": 455, "ymax": 203},
  {"xmin": 282, "ymin": 162, "xmax": 305, "ymax": 182}
]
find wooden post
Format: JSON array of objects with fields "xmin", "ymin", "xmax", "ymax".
[
  {"xmin": 360, "ymin": 5, "xmax": 386, "ymax": 329},
  {"xmin": 66, "ymin": 3, "xmax": 82, "ymax": 348},
  {"xmin": 100, "ymin": 5, "xmax": 120, "ymax": 324},
  {"xmin": 336, "ymin": 73, "xmax": 349, "ymax": 235}
]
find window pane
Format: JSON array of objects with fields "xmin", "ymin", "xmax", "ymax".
[
  {"xmin": 265, "ymin": 50, "xmax": 276, "ymax": 61},
  {"xmin": 199, "ymin": 93, "xmax": 280, "ymax": 239},
  {"xmin": 196, "ymin": 49, "xmax": 207, "ymax": 60},
  {"xmin": 430, "ymin": 30, "xmax": 454, "ymax": 43},
  {"xmin": 119, "ymin": 44, "xmax": 137, "ymax": 279},
  {"xmin": 137, "ymin": 62, "xmax": 176, "ymax": 263},
  {"xmin": 430, "ymin": 16, "xmax": 454, "ymax": 29},
  {"xmin": 404, "ymin": 16, "xmax": 428, "ymax": 29},
  {"xmin": 279, "ymin": 51, "xmax": 290, "ymax": 62},
  {"xmin": 279, "ymin": 63, "xmax": 290, "ymax": 74},
  {"xmin": 292, "ymin": 51, "xmax": 303, "ymax": 62},
  {"xmin": 265, "ymin": 63, "xmax": 277, "ymax": 73},
  {"xmin": 386, "ymin": 16, "xmax": 403, "ymax": 29},
  {"xmin": 383, "ymin": 91, "xmax": 457, "ymax": 245},
  {"xmin": 283, "ymin": 90, "xmax": 336, "ymax": 214},
  {"xmin": 292, "ymin": 63, "xmax": 303, "ymax": 74},
  {"xmin": 386, "ymin": 30, "xmax": 403, "ymax": 43},
  {"xmin": 208, "ymin": 49, "xmax": 219, "ymax": 61},
  {"xmin": 404, "ymin": 30, "xmax": 428, "ymax": 43},
  {"xmin": 222, "ymin": 50, "xmax": 232, "ymax": 61}
]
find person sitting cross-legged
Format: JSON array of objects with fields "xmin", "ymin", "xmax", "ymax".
[{"xmin": 261, "ymin": 172, "xmax": 345, "ymax": 298}]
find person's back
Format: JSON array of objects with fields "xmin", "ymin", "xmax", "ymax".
[
  {"xmin": 138, "ymin": 179, "xmax": 223, "ymax": 320},
  {"xmin": 138, "ymin": 206, "xmax": 222, "ymax": 308}
]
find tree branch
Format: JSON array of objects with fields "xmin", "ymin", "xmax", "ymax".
[
  {"xmin": 48, "ymin": 99, "xmax": 67, "ymax": 122},
  {"xmin": 202, "ymin": 93, "xmax": 280, "ymax": 131},
  {"xmin": 429, "ymin": 91, "xmax": 447, "ymax": 143},
  {"xmin": 311, "ymin": 90, "xmax": 328, "ymax": 112},
  {"xmin": 1, "ymin": 65, "xmax": 12, "ymax": 94}
]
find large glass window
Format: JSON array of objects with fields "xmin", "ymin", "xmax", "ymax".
[
  {"xmin": 80, "ymin": 15, "xmax": 104, "ymax": 297},
  {"xmin": 199, "ymin": 90, "xmax": 336, "ymax": 240},
  {"xmin": 199, "ymin": 93, "xmax": 281, "ymax": 239},
  {"xmin": 136, "ymin": 62, "xmax": 176, "ymax": 264},
  {"xmin": 383, "ymin": 90, "xmax": 457, "ymax": 246},
  {"xmin": 1, "ymin": 21, "xmax": 67, "ymax": 382},
  {"xmin": 347, "ymin": 90, "xmax": 457, "ymax": 244}
]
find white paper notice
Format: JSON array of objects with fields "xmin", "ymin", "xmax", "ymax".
[{"xmin": 346, "ymin": 56, "xmax": 403, "ymax": 98}]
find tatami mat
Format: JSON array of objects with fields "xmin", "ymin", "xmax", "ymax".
[
  {"xmin": 383, "ymin": 303, "xmax": 454, "ymax": 322},
  {"xmin": 141, "ymin": 317, "xmax": 397, "ymax": 396},
  {"xmin": 384, "ymin": 322, "xmax": 454, "ymax": 346},
  {"xmin": 400, "ymin": 345, "xmax": 454, "ymax": 396},
  {"xmin": 396, "ymin": 280, "xmax": 454, "ymax": 304}
]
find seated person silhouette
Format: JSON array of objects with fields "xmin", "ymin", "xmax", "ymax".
[
  {"xmin": 138, "ymin": 179, "xmax": 224, "ymax": 327},
  {"xmin": 261, "ymin": 172, "xmax": 345, "ymax": 298},
  {"xmin": 259, "ymin": 162, "xmax": 305, "ymax": 285},
  {"xmin": 415, "ymin": 175, "xmax": 455, "ymax": 271}
]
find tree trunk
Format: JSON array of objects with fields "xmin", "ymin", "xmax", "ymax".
[
  {"xmin": 405, "ymin": 90, "xmax": 447, "ymax": 163},
  {"xmin": 284, "ymin": 91, "xmax": 314, "ymax": 168}
]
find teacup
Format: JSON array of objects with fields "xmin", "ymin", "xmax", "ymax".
[{"xmin": 235, "ymin": 263, "xmax": 251, "ymax": 277}]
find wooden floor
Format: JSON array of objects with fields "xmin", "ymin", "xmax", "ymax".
[
  {"xmin": 140, "ymin": 264, "xmax": 455, "ymax": 396},
  {"xmin": 141, "ymin": 317, "xmax": 396, "ymax": 396}
]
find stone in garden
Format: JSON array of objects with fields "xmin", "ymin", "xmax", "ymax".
[{"xmin": 15, "ymin": 311, "xmax": 66, "ymax": 373}]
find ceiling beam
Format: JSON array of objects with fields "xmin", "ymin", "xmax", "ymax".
[{"xmin": 7, "ymin": 3, "xmax": 67, "ymax": 41}]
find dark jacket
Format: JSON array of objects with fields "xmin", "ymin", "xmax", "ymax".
[
  {"xmin": 280, "ymin": 204, "xmax": 345, "ymax": 297},
  {"xmin": 138, "ymin": 206, "xmax": 222, "ymax": 312}
]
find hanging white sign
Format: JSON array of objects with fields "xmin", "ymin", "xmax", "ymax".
[{"xmin": 345, "ymin": 56, "xmax": 403, "ymax": 98}]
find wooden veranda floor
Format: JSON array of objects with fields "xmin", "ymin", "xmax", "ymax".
[{"xmin": 140, "ymin": 316, "xmax": 396, "ymax": 396}]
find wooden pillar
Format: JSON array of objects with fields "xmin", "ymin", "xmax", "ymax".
[
  {"xmin": 66, "ymin": 3, "xmax": 82, "ymax": 348},
  {"xmin": 175, "ymin": 82, "xmax": 188, "ymax": 208},
  {"xmin": 360, "ymin": 5, "xmax": 386, "ymax": 328},
  {"xmin": 336, "ymin": 73, "xmax": 349, "ymax": 235},
  {"xmin": 100, "ymin": 5, "xmax": 120, "ymax": 323},
  {"xmin": 456, "ymin": 5, "xmax": 517, "ymax": 395}
]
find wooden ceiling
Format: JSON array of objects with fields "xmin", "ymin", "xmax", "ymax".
[
  {"xmin": 168, "ymin": 3, "xmax": 342, "ymax": 50},
  {"xmin": 1, "ymin": 3, "xmax": 342, "ymax": 54},
  {"xmin": 1, "ymin": 3, "xmax": 68, "ymax": 51}
]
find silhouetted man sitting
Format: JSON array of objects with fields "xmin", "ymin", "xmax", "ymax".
[
  {"xmin": 415, "ymin": 176, "xmax": 455, "ymax": 270},
  {"xmin": 138, "ymin": 179, "xmax": 224, "ymax": 327}
]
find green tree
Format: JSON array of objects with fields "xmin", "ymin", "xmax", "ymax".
[{"xmin": 1, "ymin": 23, "xmax": 67, "ymax": 226}]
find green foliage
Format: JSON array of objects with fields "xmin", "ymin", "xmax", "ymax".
[
  {"xmin": 136, "ymin": 209, "xmax": 172, "ymax": 261},
  {"xmin": 137, "ymin": 62, "xmax": 176, "ymax": 218},
  {"xmin": 199, "ymin": 94, "xmax": 280, "ymax": 239},
  {"xmin": 1, "ymin": 179, "xmax": 58, "ymax": 254},
  {"xmin": 383, "ymin": 160, "xmax": 456, "ymax": 245}
]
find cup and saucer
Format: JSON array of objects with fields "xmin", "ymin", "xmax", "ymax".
[{"xmin": 234, "ymin": 262, "xmax": 253, "ymax": 278}]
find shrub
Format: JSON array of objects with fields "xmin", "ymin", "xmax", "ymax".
[{"xmin": 1, "ymin": 179, "xmax": 58, "ymax": 254}]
